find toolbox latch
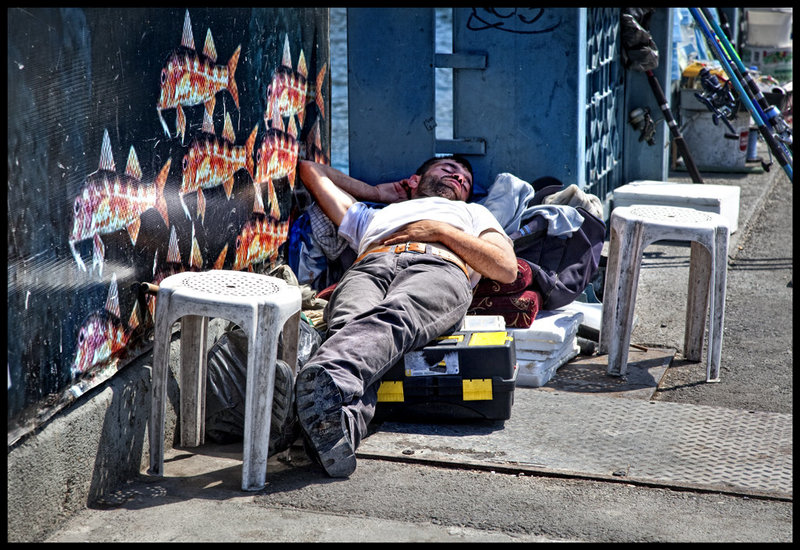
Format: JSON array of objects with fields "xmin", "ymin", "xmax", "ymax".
[
  {"xmin": 377, "ymin": 381, "xmax": 405, "ymax": 402},
  {"xmin": 462, "ymin": 378, "xmax": 493, "ymax": 401}
]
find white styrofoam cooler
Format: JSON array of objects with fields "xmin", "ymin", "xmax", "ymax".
[
  {"xmin": 516, "ymin": 340, "xmax": 580, "ymax": 387},
  {"xmin": 510, "ymin": 309, "xmax": 583, "ymax": 388},
  {"xmin": 745, "ymin": 8, "xmax": 793, "ymax": 49},
  {"xmin": 612, "ymin": 180, "xmax": 740, "ymax": 234}
]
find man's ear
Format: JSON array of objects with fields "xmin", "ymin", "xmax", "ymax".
[{"xmin": 406, "ymin": 174, "xmax": 420, "ymax": 190}]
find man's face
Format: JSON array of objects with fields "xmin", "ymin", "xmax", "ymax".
[{"xmin": 413, "ymin": 160, "xmax": 472, "ymax": 201}]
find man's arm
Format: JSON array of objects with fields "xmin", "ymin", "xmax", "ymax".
[
  {"xmin": 298, "ymin": 160, "xmax": 409, "ymax": 226},
  {"xmin": 380, "ymin": 220, "xmax": 518, "ymax": 284}
]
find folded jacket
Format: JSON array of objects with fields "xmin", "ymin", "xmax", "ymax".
[{"xmin": 468, "ymin": 289, "xmax": 542, "ymax": 329}]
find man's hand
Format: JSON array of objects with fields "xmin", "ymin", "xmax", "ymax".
[
  {"xmin": 380, "ymin": 220, "xmax": 445, "ymax": 244},
  {"xmin": 375, "ymin": 179, "xmax": 412, "ymax": 202},
  {"xmin": 381, "ymin": 221, "xmax": 518, "ymax": 284}
]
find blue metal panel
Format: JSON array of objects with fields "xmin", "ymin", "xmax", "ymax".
[
  {"xmin": 584, "ymin": 7, "xmax": 625, "ymax": 204},
  {"xmin": 622, "ymin": 8, "xmax": 674, "ymax": 185},
  {"xmin": 450, "ymin": 8, "xmax": 587, "ymax": 191},
  {"xmin": 347, "ymin": 8, "xmax": 435, "ymax": 182}
]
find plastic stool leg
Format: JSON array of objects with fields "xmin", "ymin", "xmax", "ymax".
[
  {"xmin": 148, "ymin": 297, "xmax": 174, "ymax": 477},
  {"xmin": 684, "ymin": 241, "xmax": 712, "ymax": 362},
  {"xmin": 240, "ymin": 316, "xmax": 280, "ymax": 491},
  {"xmin": 179, "ymin": 315, "xmax": 208, "ymax": 447},
  {"xmin": 606, "ymin": 221, "xmax": 646, "ymax": 377},
  {"xmin": 600, "ymin": 223, "xmax": 623, "ymax": 356},
  {"xmin": 707, "ymin": 226, "xmax": 729, "ymax": 382}
]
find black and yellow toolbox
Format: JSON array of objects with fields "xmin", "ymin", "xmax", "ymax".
[{"xmin": 375, "ymin": 331, "xmax": 517, "ymax": 422}]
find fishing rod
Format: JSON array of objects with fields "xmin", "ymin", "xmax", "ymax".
[
  {"xmin": 646, "ymin": 69, "xmax": 704, "ymax": 182},
  {"xmin": 689, "ymin": 8, "xmax": 792, "ymax": 182},
  {"xmin": 699, "ymin": 7, "xmax": 792, "ymax": 148},
  {"xmin": 620, "ymin": 8, "xmax": 704, "ymax": 182},
  {"xmin": 690, "ymin": 9, "xmax": 787, "ymax": 143}
]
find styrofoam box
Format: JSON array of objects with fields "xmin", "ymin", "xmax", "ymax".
[
  {"xmin": 559, "ymin": 301, "xmax": 602, "ymax": 333},
  {"xmin": 460, "ymin": 315, "xmax": 505, "ymax": 332},
  {"xmin": 613, "ymin": 180, "xmax": 740, "ymax": 234},
  {"xmin": 516, "ymin": 339, "xmax": 580, "ymax": 387},
  {"xmin": 509, "ymin": 309, "xmax": 583, "ymax": 346},
  {"xmin": 745, "ymin": 8, "xmax": 793, "ymax": 49}
]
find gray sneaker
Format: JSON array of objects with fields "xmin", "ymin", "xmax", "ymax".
[{"xmin": 295, "ymin": 365, "xmax": 357, "ymax": 477}]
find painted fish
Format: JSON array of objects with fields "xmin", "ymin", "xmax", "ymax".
[
  {"xmin": 232, "ymin": 216, "xmax": 289, "ymax": 271},
  {"xmin": 179, "ymin": 100, "xmax": 258, "ymax": 223},
  {"xmin": 255, "ymin": 113, "xmax": 299, "ymax": 218},
  {"xmin": 69, "ymin": 129, "xmax": 170, "ymax": 276},
  {"xmin": 145, "ymin": 263, "xmax": 186, "ymax": 320},
  {"xmin": 304, "ymin": 118, "xmax": 329, "ymax": 165},
  {"xmin": 189, "ymin": 222, "xmax": 204, "ymax": 269},
  {"xmin": 265, "ymin": 34, "xmax": 328, "ymax": 129},
  {"xmin": 213, "ymin": 243, "xmax": 229, "ymax": 270},
  {"xmin": 71, "ymin": 273, "xmax": 133, "ymax": 377},
  {"xmin": 157, "ymin": 9, "xmax": 241, "ymax": 143},
  {"xmin": 166, "ymin": 225, "xmax": 182, "ymax": 264}
]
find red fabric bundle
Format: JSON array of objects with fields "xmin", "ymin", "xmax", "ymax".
[
  {"xmin": 469, "ymin": 259, "xmax": 542, "ymax": 328},
  {"xmin": 473, "ymin": 258, "xmax": 533, "ymax": 296}
]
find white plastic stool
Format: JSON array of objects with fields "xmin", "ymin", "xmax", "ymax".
[
  {"xmin": 148, "ymin": 269, "xmax": 301, "ymax": 491},
  {"xmin": 599, "ymin": 205, "xmax": 729, "ymax": 382}
]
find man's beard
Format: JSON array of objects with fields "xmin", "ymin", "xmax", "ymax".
[{"xmin": 415, "ymin": 174, "xmax": 459, "ymax": 200}]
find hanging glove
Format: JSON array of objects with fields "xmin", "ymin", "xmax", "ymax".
[{"xmin": 620, "ymin": 8, "xmax": 659, "ymax": 72}]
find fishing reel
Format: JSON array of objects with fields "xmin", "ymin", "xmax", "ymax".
[
  {"xmin": 694, "ymin": 67, "xmax": 740, "ymax": 140},
  {"xmin": 628, "ymin": 107, "xmax": 657, "ymax": 145}
]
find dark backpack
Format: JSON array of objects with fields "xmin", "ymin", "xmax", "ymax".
[{"xmin": 512, "ymin": 181, "xmax": 606, "ymax": 310}]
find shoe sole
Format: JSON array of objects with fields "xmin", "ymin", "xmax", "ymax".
[{"xmin": 295, "ymin": 366, "xmax": 357, "ymax": 477}]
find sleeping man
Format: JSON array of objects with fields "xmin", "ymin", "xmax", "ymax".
[{"xmin": 293, "ymin": 155, "xmax": 517, "ymax": 477}]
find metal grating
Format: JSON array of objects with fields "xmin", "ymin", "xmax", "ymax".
[
  {"xmin": 584, "ymin": 7, "xmax": 624, "ymax": 201},
  {"xmin": 360, "ymin": 390, "xmax": 793, "ymax": 499},
  {"xmin": 181, "ymin": 272, "xmax": 280, "ymax": 297}
]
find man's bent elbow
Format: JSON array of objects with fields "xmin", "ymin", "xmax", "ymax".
[{"xmin": 494, "ymin": 257, "xmax": 518, "ymax": 285}]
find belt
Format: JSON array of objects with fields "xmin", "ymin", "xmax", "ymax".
[{"xmin": 355, "ymin": 241, "xmax": 470, "ymax": 279}]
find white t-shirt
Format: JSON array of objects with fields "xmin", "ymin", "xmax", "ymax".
[{"xmin": 338, "ymin": 196, "xmax": 511, "ymax": 287}]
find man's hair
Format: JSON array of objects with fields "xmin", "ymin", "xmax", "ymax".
[{"xmin": 414, "ymin": 155, "xmax": 474, "ymax": 200}]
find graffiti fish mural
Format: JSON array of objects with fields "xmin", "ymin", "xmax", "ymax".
[
  {"xmin": 179, "ymin": 102, "xmax": 259, "ymax": 223},
  {"xmin": 157, "ymin": 10, "xmax": 241, "ymax": 144},
  {"xmin": 232, "ymin": 217, "xmax": 290, "ymax": 271},
  {"xmin": 71, "ymin": 273, "xmax": 138, "ymax": 378},
  {"xmin": 9, "ymin": 7, "xmax": 329, "ymax": 434},
  {"xmin": 305, "ymin": 118, "xmax": 330, "ymax": 165},
  {"xmin": 266, "ymin": 34, "xmax": 328, "ymax": 129},
  {"xmin": 256, "ymin": 114, "xmax": 299, "ymax": 218},
  {"xmin": 69, "ymin": 129, "xmax": 170, "ymax": 276}
]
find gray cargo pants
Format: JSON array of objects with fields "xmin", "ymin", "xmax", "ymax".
[{"xmin": 301, "ymin": 249, "xmax": 473, "ymax": 447}]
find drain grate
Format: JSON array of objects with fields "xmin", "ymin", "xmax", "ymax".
[{"xmin": 360, "ymin": 390, "xmax": 792, "ymax": 499}]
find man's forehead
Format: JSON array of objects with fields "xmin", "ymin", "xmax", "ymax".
[{"xmin": 430, "ymin": 159, "xmax": 470, "ymax": 175}]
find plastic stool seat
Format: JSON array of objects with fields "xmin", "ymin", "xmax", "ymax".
[
  {"xmin": 599, "ymin": 205, "xmax": 730, "ymax": 382},
  {"xmin": 148, "ymin": 269, "xmax": 301, "ymax": 491}
]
